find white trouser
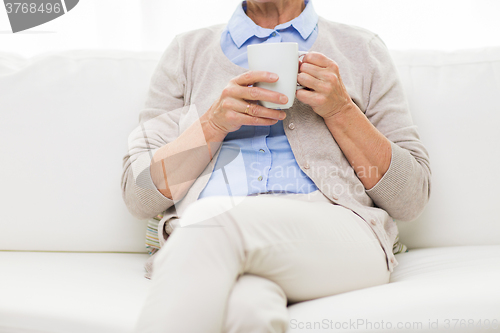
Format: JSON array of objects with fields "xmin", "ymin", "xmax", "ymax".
[{"xmin": 134, "ymin": 191, "xmax": 390, "ymax": 332}]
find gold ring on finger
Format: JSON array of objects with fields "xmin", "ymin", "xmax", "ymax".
[{"xmin": 244, "ymin": 104, "xmax": 250, "ymax": 114}]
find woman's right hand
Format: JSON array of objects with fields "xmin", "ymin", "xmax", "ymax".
[
  {"xmin": 148, "ymin": 72, "xmax": 289, "ymax": 201},
  {"xmin": 207, "ymin": 71, "xmax": 289, "ymax": 134}
]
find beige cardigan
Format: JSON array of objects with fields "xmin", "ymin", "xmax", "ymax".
[{"xmin": 121, "ymin": 17, "xmax": 431, "ymax": 274}]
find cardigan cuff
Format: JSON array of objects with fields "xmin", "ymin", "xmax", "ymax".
[
  {"xmin": 365, "ymin": 141, "xmax": 413, "ymax": 206},
  {"xmin": 131, "ymin": 149, "xmax": 175, "ymax": 217}
]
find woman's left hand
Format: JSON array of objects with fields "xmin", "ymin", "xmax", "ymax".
[{"xmin": 296, "ymin": 51, "xmax": 354, "ymax": 119}]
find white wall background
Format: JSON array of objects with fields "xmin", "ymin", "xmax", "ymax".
[{"xmin": 1, "ymin": 0, "xmax": 499, "ymax": 57}]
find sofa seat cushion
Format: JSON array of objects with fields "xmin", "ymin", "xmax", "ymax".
[
  {"xmin": 0, "ymin": 252, "xmax": 150, "ymax": 333},
  {"xmin": 1, "ymin": 247, "xmax": 499, "ymax": 333},
  {"xmin": 287, "ymin": 245, "xmax": 500, "ymax": 332}
]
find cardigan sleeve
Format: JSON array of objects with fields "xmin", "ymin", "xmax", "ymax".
[
  {"xmin": 363, "ymin": 35, "xmax": 432, "ymax": 222},
  {"xmin": 121, "ymin": 36, "xmax": 186, "ymax": 220}
]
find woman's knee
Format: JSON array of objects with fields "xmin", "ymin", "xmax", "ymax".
[{"xmin": 223, "ymin": 274, "xmax": 289, "ymax": 333}]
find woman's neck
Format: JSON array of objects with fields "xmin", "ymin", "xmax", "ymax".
[{"xmin": 246, "ymin": 0, "xmax": 305, "ymax": 29}]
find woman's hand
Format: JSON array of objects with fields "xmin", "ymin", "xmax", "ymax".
[
  {"xmin": 207, "ymin": 71, "xmax": 289, "ymax": 134},
  {"xmin": 296, "ymin": 52, "xmax": 354, "ymax": 119},
  {"xmin": 296, "ymin": 51, "xmax": 392, "ymax": 190}
]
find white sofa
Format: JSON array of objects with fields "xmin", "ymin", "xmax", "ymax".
[{"xmin": 1, "ymin": 46, "xmax": 499, "ymax": 333}]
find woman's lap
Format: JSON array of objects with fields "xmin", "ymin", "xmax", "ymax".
[
  {"xmin": 134, "ymin": 193, "xmax": 389, "ymax": 332},
  {"xmin": 185, "ymin": 193, "xmax": 389, "ymax": 302}
]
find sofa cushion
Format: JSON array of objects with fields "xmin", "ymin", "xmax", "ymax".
[
  {"xmin": 391, "ymin": 47, "xmax": 500, "ymax": 249},
  {"xmin": 0, "ymin": 252, "xmax": 150, "ymax": 333},
  {"xmin": 0, "ymin": 51, "xmax": 161, "ymax": 252},
  {"xmin": 287, "ymin": 245, "xmax": 500, "ymax": 332},
  {"xmin": 1, "ymin": 246, "xmax": 498, "ymax": 333}
]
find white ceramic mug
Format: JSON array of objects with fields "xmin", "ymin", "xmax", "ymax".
[{"xmin": 247, "ymin": 42, "xmax": 307, "ymax": 109}]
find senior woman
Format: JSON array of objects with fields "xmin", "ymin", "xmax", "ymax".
[{"xmin": 122, "ymin": 0, "xmax": 431, "ymax": 332}]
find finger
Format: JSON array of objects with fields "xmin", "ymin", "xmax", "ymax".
[
  {"xmin": 297, "ymin": 71, "xmax": 323, "ymax": 92},
  {"xmin": 231, "ymin": 84, "xmax": 288, "ymax": 105},
  {"xmin": 296, "ymin": 88, "xmax": 324, "ymax": 107},
  {"xmin": 302, "ymin": 51, "xmax": 334, "ymax": 68},
  {"xmin": 237, "ymin": 101, "xmax": 286, "ymax": 120},
  {"xmin": 299, "ymin": 62, "xmax": 326, "ymax": 81},
  {"xmin": 220, "ymin": 98, "xmax": 286, "ymax": 120},
  {"xmin": 234, "ymin": 71, "xmax": 279, "ymax": 86},
  {"xmin": 232, "ymin": 111, "xmax": 281, "ymax": 127}
]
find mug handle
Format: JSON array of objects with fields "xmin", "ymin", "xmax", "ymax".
[{"xmin": 297, "ymin": 51, "xmax": 308, "ymax": 90}]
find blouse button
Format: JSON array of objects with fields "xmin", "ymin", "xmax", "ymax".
[
  {"xmin": 331, "ymin": 195, "xmax": 339, "ymax": 201},
  {"xmin": 390, "ymin": 258, "xmax": 395, "ymax": 264},
  {"xmin": 303, "ymin": 163, "xmax": 310, "ymax": 169},
  {"xmin": 370, "ymin": 219, "xmax": 377, "ymax": 226},
  {"xmin": 288, "ymin": 123, "xmax": 295, "ymax": 130}
]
